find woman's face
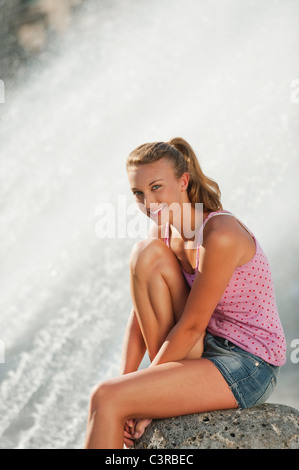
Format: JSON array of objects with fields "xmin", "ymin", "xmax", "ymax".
[{"xmin": 127, "ymin": 158, "xmax": 190, "ymax": 225}]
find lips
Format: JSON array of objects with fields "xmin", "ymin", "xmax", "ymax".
[{"xmin": 149, "ymin": 203, "xmax": 167, "ymax": 217}]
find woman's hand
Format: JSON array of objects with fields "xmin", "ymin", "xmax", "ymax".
[
  {"xmin": 132, "ymin": 417, "xmax": 152, "ymax": 440},
  {"xmin": 123, "ymin": 420, "xmax": 135, "ymax": 448},
  {"xmin": 123, "ymin": 418, "xmax": 152, "ymax": 447}
]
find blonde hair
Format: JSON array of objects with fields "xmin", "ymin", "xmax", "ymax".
[{"xmin": 126, "ymin": 137, "xmax": 222, "ymax": 212}]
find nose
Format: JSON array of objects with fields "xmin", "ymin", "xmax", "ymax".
[
  {"xmin": 144, "ymin": 193, "xmax": 156, "ymax": 209},
  {"xmin": 144, "ymin": 194, "xmax": 160, "ymax": 215}
]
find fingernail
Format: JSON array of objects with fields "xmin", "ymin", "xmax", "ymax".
[{"xmin": 134, "ymin": 432, "xmax": 140, "ymax": 438}]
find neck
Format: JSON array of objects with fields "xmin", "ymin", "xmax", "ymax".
[{"xmin": 171, "ymin": 205, "xmax": 208, "ymax": 244}]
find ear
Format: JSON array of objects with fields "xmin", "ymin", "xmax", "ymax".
[{"xmin": 180, "ymin": 172, "xmax": 190, "ymax": 191}]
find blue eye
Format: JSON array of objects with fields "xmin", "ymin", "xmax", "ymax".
[{"xmin": 132, "ymin": 185, "xmax": 161, "ymax": 197}]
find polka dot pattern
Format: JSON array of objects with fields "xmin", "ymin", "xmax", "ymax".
[{"xmin": 164, "ymin": 210, "xmax": 286, "ymax": 366}]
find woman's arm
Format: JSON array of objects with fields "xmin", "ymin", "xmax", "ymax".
[
  {"xmin": 119, "ymin": 307, "xmax": 147, "ymax": 375},
  {"xmin": 151, "ymin": 228, "xmax": 240, "ymax": 367}
]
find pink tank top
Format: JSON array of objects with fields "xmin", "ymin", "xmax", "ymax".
[{"xmin": 163, "ymin": 209, "xmax": 286, "ymax": 366}]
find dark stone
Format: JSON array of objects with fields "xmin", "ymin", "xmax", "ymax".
[{"xmin": 134, "ymin": 404, "xmax": 299, "ymax": 449}]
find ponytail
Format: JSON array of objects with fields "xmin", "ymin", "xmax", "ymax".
[
  {"xmin": 126, "ymin": 137, "xmax": 222, "ymax": 212},
  {"xmin": 168, "ymin": 137, "xmax": 222, "ymax": 211}
]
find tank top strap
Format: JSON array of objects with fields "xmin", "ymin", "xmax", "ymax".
[
  {"xmin": 202, "ymin": 209, "xmax": 254, "ymax": 238},
  {"xmin": 202, "ymin": 209, "xmax": 231, "ymax": 229},
  {"xmin": 163, "ymin": 222, "xmax": 170, "ymax": 247},
  {"xmin": 164, "ymin": 209, "xmax": 254, "ymax": 252}
]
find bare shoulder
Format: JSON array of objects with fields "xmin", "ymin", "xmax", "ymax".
[
  {"xmin": 196, "ymin": 220, "xmax": 241, "ymax": 275},
  {"xmin": 203, "ymin": 213, "xmax": 234, "ymax": 234},
  {"xmin": 201, "ymin": 213, "xmax": 255, "ymax": 267},
  {"xmin": 202, "ymin": 222, "xmax": 239, "ymax": 254},
  {"xmin": 203, "ymin": 213, "xmax": 249, "ymax": 242},
  {"xmin": 203, "ymin": 215, "xmax": 239, "ymax": 236}
]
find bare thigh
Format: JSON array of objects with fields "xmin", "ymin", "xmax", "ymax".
[{"xmin": 101, "ymin": 358, "xmax": 238, "ymax": 422}]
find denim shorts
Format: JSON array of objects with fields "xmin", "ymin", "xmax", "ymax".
[{"xmin": 202, "ymin": 332, "xmax": 280, "ymax": 409}]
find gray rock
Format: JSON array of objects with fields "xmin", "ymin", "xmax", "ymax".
[{"xmin": 134, "ymin": 404, "xmax": 299, "ymax": 449}]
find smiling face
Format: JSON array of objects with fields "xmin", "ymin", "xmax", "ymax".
[{"xmin": 127, "ymin": 157, "xmax": 190, "ymax": 225}]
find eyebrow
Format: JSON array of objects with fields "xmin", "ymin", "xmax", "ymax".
[{"xmin": 131, "ymin": 179, "xmax": 164, "ymax": 191}]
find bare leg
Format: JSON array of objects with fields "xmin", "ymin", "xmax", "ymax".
[
  {"xmin": 84, "ymin": 358, "xmax": 238, "ymax": 448},
  {"xmin": 84, "ymin": 238, "xmax": 238, "ymax": 449},
  {"xmin": 129, "ymin": 238, "xmax": 204, "ymax": 361},
  {"xmin": 84, "ymin": 239, "xmax": 205, "ymax": 449}
]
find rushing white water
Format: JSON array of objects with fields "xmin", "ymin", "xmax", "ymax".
[{"xmin": 0, "ymin": 0, "xmax": 298, "ymax": 449}]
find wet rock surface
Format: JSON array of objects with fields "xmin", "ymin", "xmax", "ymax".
[{"xmin": 134, "ymin": 404, "xmax": 299, "ymax": 449}]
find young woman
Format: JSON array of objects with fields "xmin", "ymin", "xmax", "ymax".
[{"xmin": 84, "ymin": 138, "xmax": 286, "ymax": 449}]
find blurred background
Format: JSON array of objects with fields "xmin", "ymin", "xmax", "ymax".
[{"xmin": 0, "ymin": 0, "xmax": 298, "ymax": 449}]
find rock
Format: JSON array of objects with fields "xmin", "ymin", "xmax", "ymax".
[{"xmin": 134, "ymin": 404, "xmax": 299, "ymax": 449}]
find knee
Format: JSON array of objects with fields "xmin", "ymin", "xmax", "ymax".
[
  {"xmin": 90, "ymin": 379, "xmax": 117, "ymax": 414},
  {"xmin": 90, "ymin": 379, "xmax": 129, "ymax": 422},
  {"xmin": 130, "ymin": 238, "xmax": 168, "ymax": 276}
]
